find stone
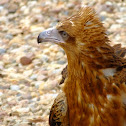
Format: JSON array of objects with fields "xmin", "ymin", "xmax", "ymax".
[
  {"xmin": 5, "ymin": 34, "xmax": 13, "ymax": 40},
  {"xmin": 0, "ymin": 6, "xmax": 4, "ymax": 12},
  {"xmin": 30, "ymin": 74, "xmax": 38, "ymax": 80},
  {"xmin": 7, "ymin": 4, "xmax": 18, "ymax": 13},
  {"xmin": 41, "ymin": 54, "xmax": 49, "ymax": 62},
  {"xmin": 20, "ymin": 56, "xmax": 32, "ymax": 65},
  {"xmin": 57, "ymin": 60, "xmax": 66, "ymax": 64},
  {"xmin": 0, "ymin": 92, "xmax": 3, "ymax": 96},
  {"xmin": 0, "ymin": 48, "xmax": 6, "ymax": 54},
  {"xmin": 16, "ymin": 107, "xmax": 30, "ymax": 113},
  {"xmin": 10, "ymin": 85, "xmax": 20, "ymax": 91},
  {"xmin": 34, "ymin": 81, "xmax": 42, "ymax": 88}
]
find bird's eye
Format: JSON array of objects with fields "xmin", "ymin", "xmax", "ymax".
[{"xmin": 59, "ymin": 31, "xmax": 69, "ymax": 40}]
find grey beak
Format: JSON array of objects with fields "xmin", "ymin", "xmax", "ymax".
[
  {"xmin": 37, "ymin": 30, "xmax": 49, "ymax": 44},
  {"xmin": 37, "ymin": 27, "xmax": 64, "ymax": 44}
]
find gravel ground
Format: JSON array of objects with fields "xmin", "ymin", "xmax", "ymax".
[{"xmin": 0, "ymin": 0, "xmax": 126, "ymax": 126}]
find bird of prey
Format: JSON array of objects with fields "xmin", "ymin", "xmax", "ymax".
[{"xmin": 37, "ymin": 7, "xmax": 126, "ymax": 126}]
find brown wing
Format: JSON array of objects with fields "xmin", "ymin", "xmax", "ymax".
[
  {"xmin": 113, "ymin": 44, "xmax": 126, "ymax": 58},
  {"xmin": 59, "ymin": 66, "xmax": 67, "ymax": 85},
  {"xmin": 49, "ymin": 92, "xmax": 69, "ymax": 126},
  {"xmin": 114, "ymin": 68, "xmax": 126, "ymax": 84},
  {"xmin": 113, "ymin": 44, "xmax": 126, "ymax": 84}
]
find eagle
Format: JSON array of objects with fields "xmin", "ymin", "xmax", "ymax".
[{"xmin": 37, "ymin": 7, "xmax": 126, "ymax": 126}]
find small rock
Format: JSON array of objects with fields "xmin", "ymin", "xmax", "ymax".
[
  {"xmin": 39, "ymin": 80, "xmax": 58, "ymax": 92},
  {"xmin": 41, "ymin": 54, "xmax": 49, "ymax": 62},
  {"xmin": 52, "ymin": 68, "xmax": 62, "ymax": 74},
  {"xmin": 100, "ymin": 15, "xmax": 106, "ymax": 21},
  {"xmin": 17, "ymin": 107, "xmax": 30, "ymax": 113},
  {"xmin": 0, "ymin": 92, "xmax": 3, "ymax": 96},
  {"xmin": 37, "ymin": 74, "xmax": 47, "ymax": 81},
  {"xmin": 0, "ymin": 6, "xmax": 4, "ymax": 12},
  {"xmin": 0, "ymin": 0, "xmax": 9, "ymax": 5},
  {"xmin": 110, "ymin": 24, "xmax": 121, "ymax": 31},
  {"xmin": 7, "ymin": 4, "xmax": 18, "ymax": 13},
  {"xmin": 5, "ymin": 34, "xmax": 13, "ymax": 40},
  {"xmin": 24, "ymin": 34, "xmax": 31, "ymax": 40},
  {"xmin": 30, "ymin": 74, "xmax": 38, "ymax": 80},
  {"xmin": 56, "ymin": 52, "xmax": 64, "ymax": 59},
  {"xmin": 30, "ymin": 25, "xmax": 44, "ymax": 32},
  {"xmin": 25, "ymin": 53, "xmax": 35, "ymax": 60},
  {"xmin": 67, "ymin": 3, "xmax": 74, "ymax": 9},
  {"xmin": 8, "ymin": 28, "xmax": 23, "ymax": 36},
  {"xmin": 31, "ymin": 92, "xmax": 37, "ymax": 98},
  {"xmin": 23, "ymin": 69, "xmax": 33, "ymax": 77},
  {"xmin": 28, "ymin": 1, "xmax": 37, "ymax": 8},
  {"xmin": 0, "ymin": 48, "xmax": 6, "ymax": 54},
  {"xmin": 15, "ymin": 122, "xmax": 30, "ymax": 126},
  {"xmin": 31, "ymin": 14, "xmax": 44, "ymax": 23},
  {"xmin": 120, "ymin": 7, "xmax": 126, "ymax": 12},
  {"xmin": 43, "ymin": 49, "xmax": 50, "ymax": 55},
  {"xmin": 0, "ymin": 85, "xmax": 10, "ymax": 89},
  {"xmin": 20, "ymin": 56, "xmax": 32, "ymax": 65},
  {"xmin": 57, "ymin": 60, "xmax": 66, "ymax": 65},
  {"xmin": 10, "ymin": 85, "xmax": 20, "ymax": 91},
  {"xmin": 19, "ymin": 93, "xmax": 32, "ymax": 100},
  {"xmin": 34, "ymin": 81, "xmax": 42, "ymax": 88}
]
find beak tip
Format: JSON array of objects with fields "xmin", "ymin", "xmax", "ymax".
[{"xmin": 37, "ymin": 35, "xmax": 41, "ymax": 44}]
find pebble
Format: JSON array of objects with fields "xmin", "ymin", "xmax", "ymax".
[
  {"xmin": 41, "ymin": 54, "xmax": 49, "ymax": 62},
  {"xmin": 5, "ymin": 34, "xmax": 13, "ymax": 40},
  {"xmin": 31, "ymin": 92, "xmax": 37, "ymax": 98},
  {"xmin": 120, "ymin": 7, "xmax": 126, "ymax": 12},
  {"xmin": 56, "ymin": 52, "xmax": 64, "ymax": 59},
  {"xmin": 10, "ymin": 85, "xmax": 20, "ymax": 91},
  {"xmin": 7, "ymin": 4, "xmax": 18, "ymax": 13},
  {"xmin": 0, "ymin": 6, "xmax": 4, "ymax": 12},
  {"xmin": 43, "ymin": 49, "xmax": 50, "ymax": 55},
  {"xmin": 57, "ymin": 60, "xmax": 66, "ymax": 64},
  {"xmin": 20, "ymin": 56, "xmax": 32, "ymax": 65},
  {"xmin": 34, "ymin": 81, "xmax": 42, "ymax": 88},
  {"xmin": 14, "ymin": 122, "xmax": 30, "ymax": 126},
  {"xmin": 109, "ymin": 24, "xmax": 121, "ymax": 31},
  {"xmin": 30, "ymin": 74, "xmax": 38, "ymax": 80},
  {"xmin": 67, "ymin": 3, "xmax": 74, "ymax": 9},
  {"xmin": 100, "ymin": 15, "xmax": 106, "ymax": 21},
  {"xmin": 16, "ymin": 108, "xmax": 30, "ymax": 113},
  {"xmin": 0, "ymin": 92, "xmax": 3, "ymax": 96},
  {"xmin": 23, "ymin": 70, "xmax": 33, "ymax": 77},
  {"xmin": 0, "ymin": 48, "xmax": 6, "ymax": 54},
  {"xmin": 37, "ymin": 74, "xmax": 47, "ymax": 81}
]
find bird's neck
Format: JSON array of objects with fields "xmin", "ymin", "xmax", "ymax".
[
  {"xmin": 64, "ymin": 56, "xmax": 107, "ymax": 97},
  {"xmin": 64, "ymin": 44, "xmax": 121, "ymax": 99},
  {"xmin": 63, "ymin": 60, "xmax": 108, "ymax": 125},
  {"xmin": 63, "ymin": 45, "xmax": 125, "ymax": 125}
]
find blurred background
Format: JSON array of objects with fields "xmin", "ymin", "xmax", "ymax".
[{"xmin": 0, "ymin": 0, "xmax": 126, "ymax": 125}]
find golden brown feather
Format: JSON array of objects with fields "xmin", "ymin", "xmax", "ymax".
[
  {"xmin": 60, "ymin": 44, "xmax": 126, "ymax": 85},
  {"xmin": 59, "ymin": 66, "xmax": 67, "ymax": 85},
  {"xmin": 49, "ymin": 92, "xmax": 69, "ymax": 126},
  {"xmin": 38, "ymin": 7, "xmax": 126, "ymax": 126}
]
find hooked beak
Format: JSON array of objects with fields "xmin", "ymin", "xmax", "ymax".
[{"xmin": 37, "ymin": 27, "xmax": 64, "ymax": 44}]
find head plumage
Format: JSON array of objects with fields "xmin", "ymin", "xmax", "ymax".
[{"xmin": 57, "ymin": 7, "xmax": 108, "ymax": 45}]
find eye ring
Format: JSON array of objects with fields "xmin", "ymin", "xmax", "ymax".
[
  {"xmin": 59, "ymin": 31, "xmax": 69, "ymax": 40},
  {"xmin": 62, "ymin": 31, "xmax": 67, "ymax": 37}
]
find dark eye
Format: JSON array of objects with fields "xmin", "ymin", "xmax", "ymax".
[{"xmin": 59, "ymin": 31, "xmax": 69, "ymax": 40}]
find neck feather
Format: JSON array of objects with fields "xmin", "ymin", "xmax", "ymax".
[{"xmin": 63, "ymin": 43, "xmax": 125, "ymax": 126}]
